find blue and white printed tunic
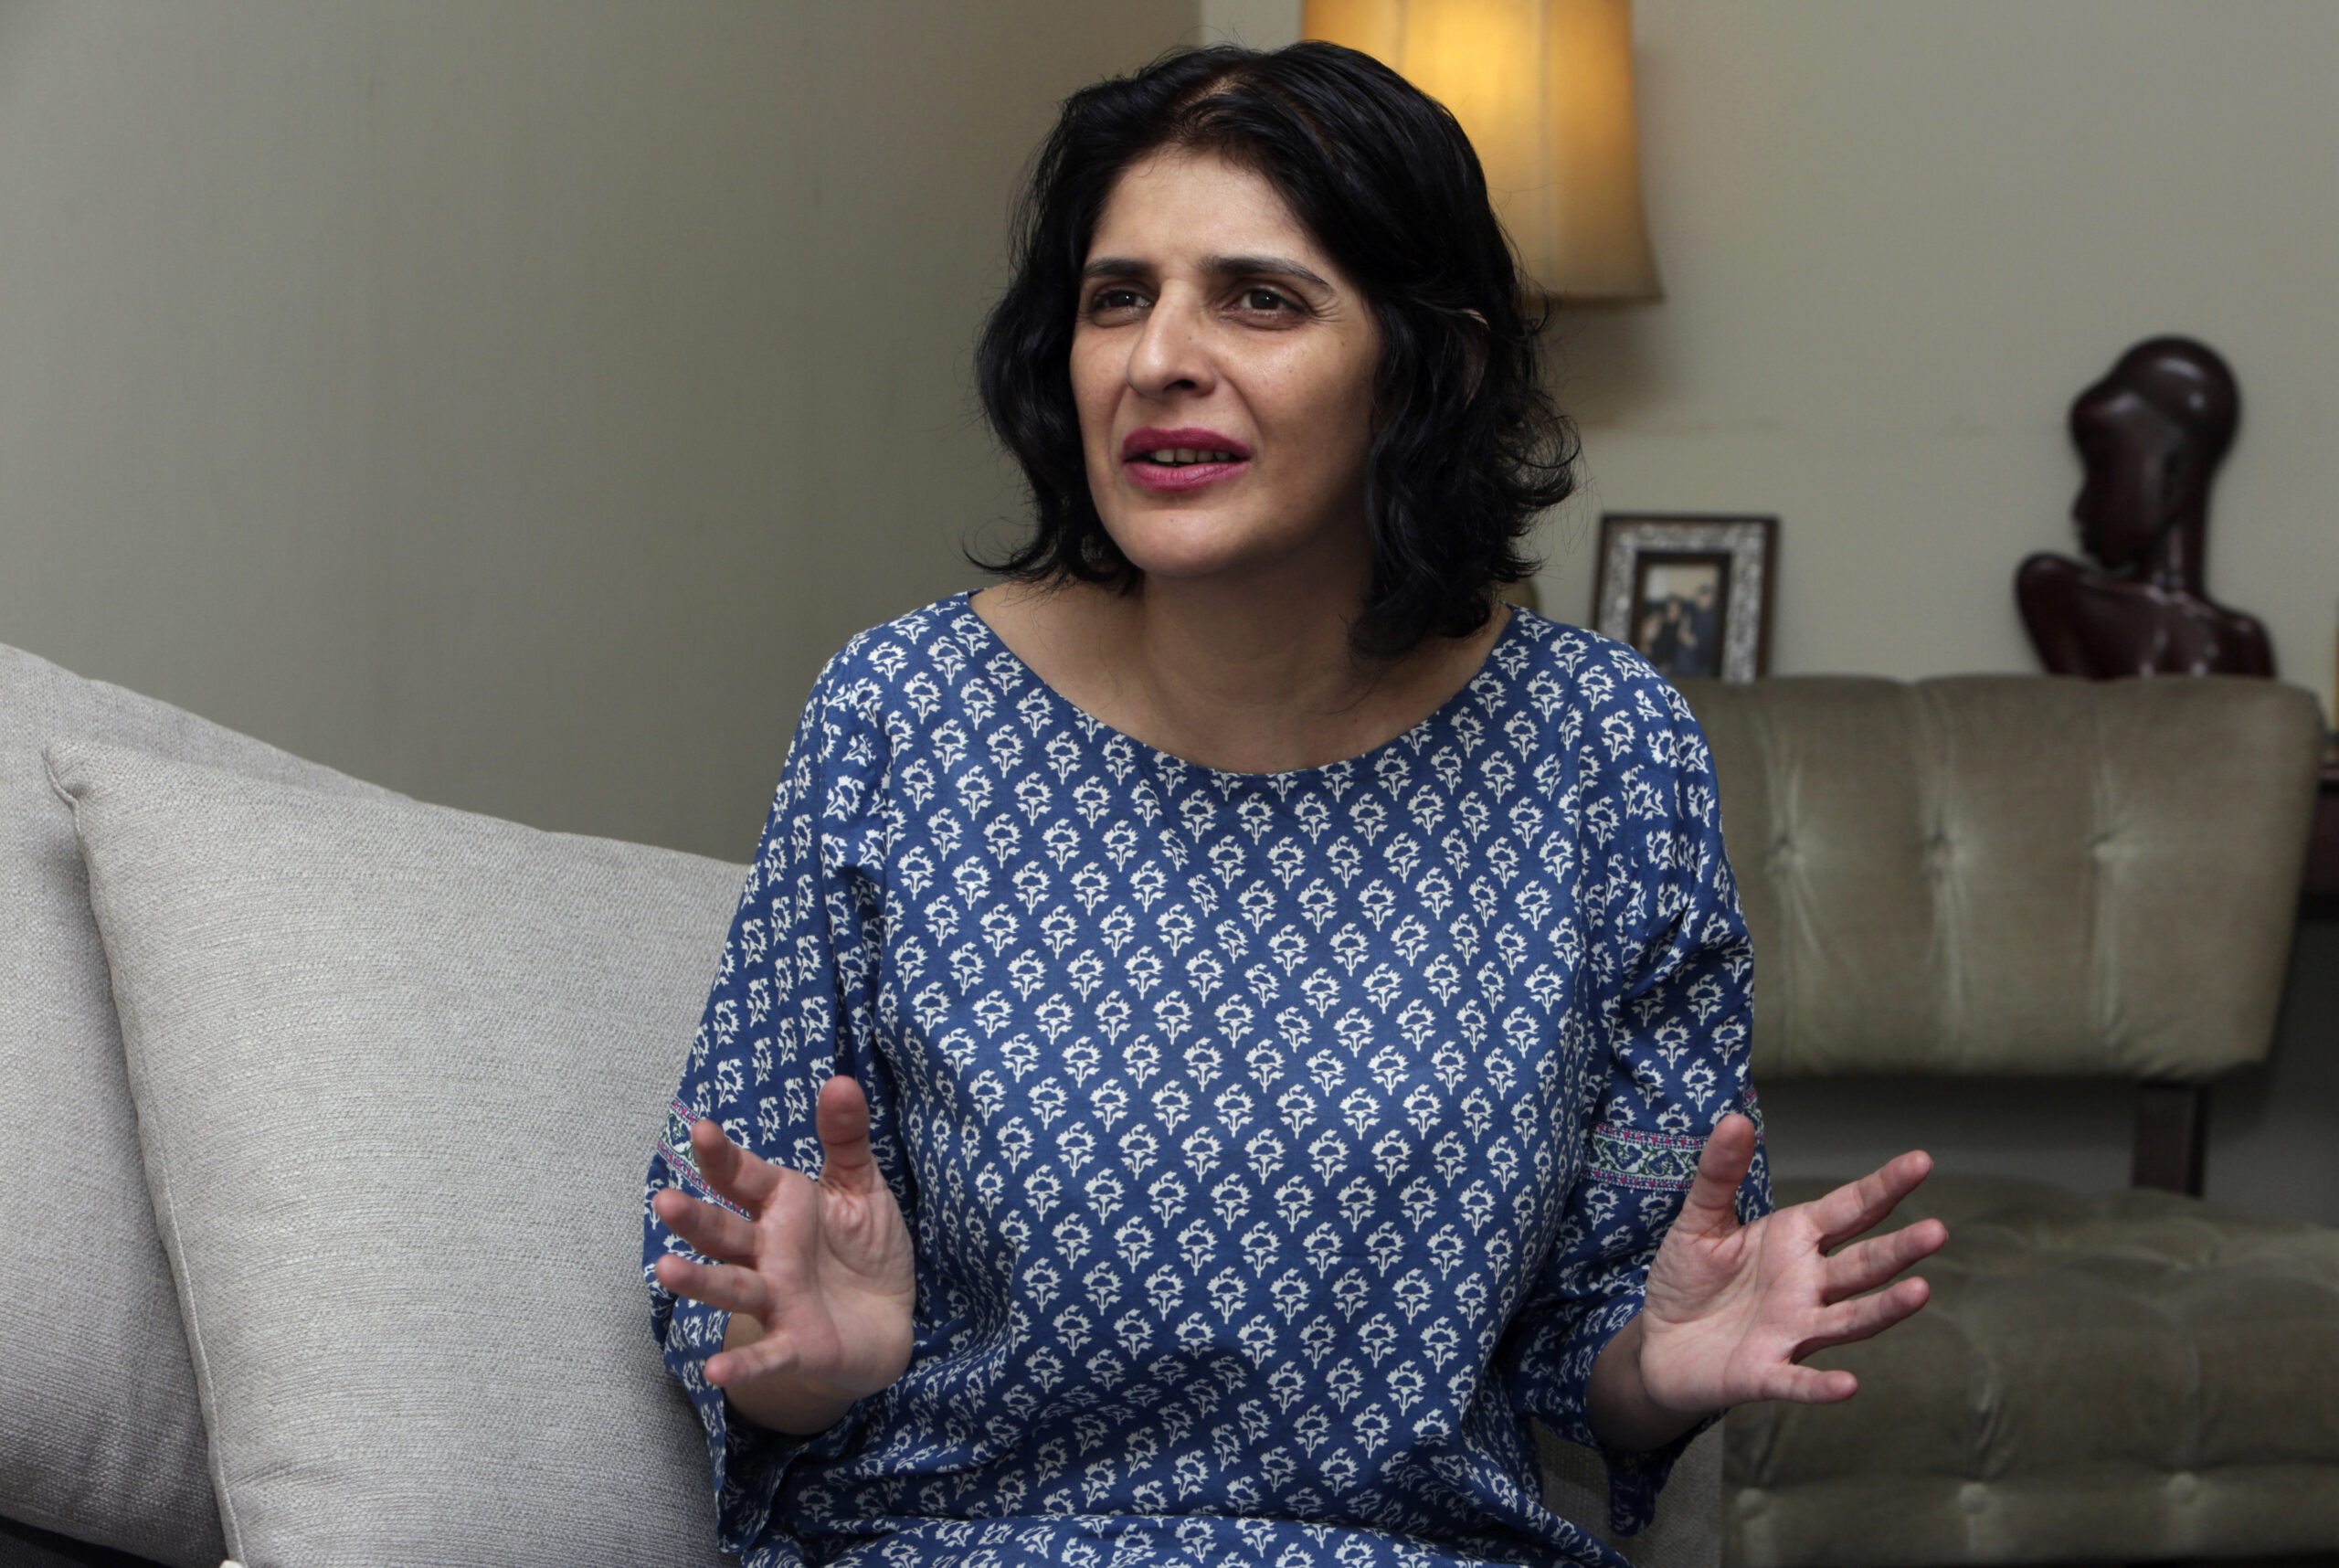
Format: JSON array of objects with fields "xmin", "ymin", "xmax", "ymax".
[{"xmin": 645, "ymin": 594, "xmax": 1768, "ymax": 1568}]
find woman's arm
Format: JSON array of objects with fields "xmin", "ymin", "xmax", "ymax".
[{"xmin": 641, "ymin": 643, "xmax": 913, "ymax": 1552}]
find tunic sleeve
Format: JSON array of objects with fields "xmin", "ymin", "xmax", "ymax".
[
  {"xmin": 1503, "ymin": 667, "xmax": 1771, "ymax": 1536},
  {"xmin": 641, "ymin": 657, "xmax": 902, "ymax": 1563}
]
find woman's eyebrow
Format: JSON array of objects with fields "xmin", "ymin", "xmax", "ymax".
[
  {"xmin": 1208, "ymin": 254, "xmax": 1330, "ymax": 288},
  {"xmin": 1078, "ymin": 254, "xmax": 1332, "ymax": 288},
  {"xmin": 1081, "ymin": 257, "xmax": 1152, "ymax": 281}
]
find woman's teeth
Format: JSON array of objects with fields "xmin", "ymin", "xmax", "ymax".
[{"xmin": 1143, "ymin": 449, "xmax": 1239, "ymax": 465}]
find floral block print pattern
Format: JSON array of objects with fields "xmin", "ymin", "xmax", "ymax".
[{"xmin": 645, "ymin": 596, "xmax": 1768, "ymax": 1568}]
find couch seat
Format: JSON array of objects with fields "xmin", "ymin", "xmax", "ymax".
[{"xmin": 1724, "ymin": 1174, "xmax": 2339, "ymax": 1567}]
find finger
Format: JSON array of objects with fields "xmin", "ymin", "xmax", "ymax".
[
  {"xmin": 706, "ymin": 1330, "xmax": 801, "ymax": 1390},
  {"xmin": 1824, "ymin": 1217, "xmax": 1948, "ymax": 1300},
  {"xmin": 1804, "ymin": 1148, "xmax": 1933, "ymax": 1250},
  {"xmin": 652, "ymin": 1186, "xmax": 762, "ymax": 1266},
  {"xmin": 1674, "ymin": 1114, "xmax": 1757, "ymax": 1238},
  {"xmin": 690, "ymin": 1117, "xmax": 784, "ymax": 1212},
  {"xmin": 651, "ymin": 1250, "xmax": 773, "ymax": 1320},
  {"xmin": 1763, "ymin": 1362, "xmax": 1858, "ymax": 1405},
  {"xmin": 1801, "ymin": 1276, "xmax": 1933, "ymax": 1353},
  {"xmin": 814, "ymin": 1075, "xmax": 878, "ymax": 1188}
]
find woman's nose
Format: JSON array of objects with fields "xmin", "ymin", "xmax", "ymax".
[{"xmin": 1127, "ymin": 293, "xmax": 1214, "ymax": 399}]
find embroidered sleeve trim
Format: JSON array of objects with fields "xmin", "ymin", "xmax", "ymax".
[
  {"xmin": 1586, "ymin": 1091, "xmax": 1763, "ymax": 1191},
  {"xmin": 655, "ymin": 1098, "xmax": 750, "ymax": 1216},
  {"xmin": 1585, "ymin": 1127, "xmax": 1705, "ymax": 1191}
]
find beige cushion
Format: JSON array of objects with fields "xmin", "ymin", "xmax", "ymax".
[
  {"xmin": 1726, "ymin": 1176, "xmax": 2339, "ymax": 1566},
  {"xmin": 0, "ymin": 645, "xmax": 395, "ymax": 1564},
  {"xmin": 1540, "ymin": 1423, "xmax": 1721, "ymax": 1568},
  {"xmin": 52, "ymin": 741, "xmax": 744, "ymax": 1568},
  {"xmin": 1678, "ymin": 676, "xmax": 2322, "ymax": 1081}
]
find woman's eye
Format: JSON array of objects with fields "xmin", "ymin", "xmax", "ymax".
[
  {"xmin": 1239, "ymin": 287, "xmax": 1293, "ymax": 313},
  {"xmin": 1085, "ymin": 287, "xmax": 1147, "ymax": 318}
]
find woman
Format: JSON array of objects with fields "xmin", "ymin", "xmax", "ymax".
[{"xmin": 645, "ymin": 41, "xmax": 1942, "ymax": 1568}]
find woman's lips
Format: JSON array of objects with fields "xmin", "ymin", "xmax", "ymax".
[
  {"xmin": 1121, "ymin": 429, "xmax": 1252, "ymax": 493},
  {"xmin": 1125, "ymin": 454, "xmax": 1250, "ymax": 492}
]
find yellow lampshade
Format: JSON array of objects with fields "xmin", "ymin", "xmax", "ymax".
[{"xmin": 1303, "ymin": 0, "xmax": 1660, "ymax": 302}]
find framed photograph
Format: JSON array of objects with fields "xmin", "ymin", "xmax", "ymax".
[{"xmin": 1592, "ymin": 514, "xmax": 1776, "ymax": 683}]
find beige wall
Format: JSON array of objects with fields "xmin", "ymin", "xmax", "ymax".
[
  {"xmin": 0, "ymin": 0, "xmax": 1191, "ymax": 862},
  {"xmin": 1201, "ymin": 0, "xmax": 1304, "ymax": 48},
  {"xmin": 1545, "ymin": 0, "xmax": 2339, "ymax": 716}
]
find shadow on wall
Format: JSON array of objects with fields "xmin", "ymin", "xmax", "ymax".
[
  {"xmin": 2210, "ymin": 918, "xmax": 2339, "ymax": 1226},
  {"xmin": 1543, "ymin": 304, "xmax": 1669, "ymax": 430},
  {"xmin": 1757, "ymin": 919, "xmax": 2339, "ymax": 1230}
]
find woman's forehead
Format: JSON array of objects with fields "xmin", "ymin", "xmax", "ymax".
[{"xmin": 1086, "ymin": 149, "xmax": 1328, "ymax": 270}]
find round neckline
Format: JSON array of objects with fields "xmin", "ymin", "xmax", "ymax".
[{"xmin": 945, "ymin": 590, "xmax": 1533, "ymax": 786}]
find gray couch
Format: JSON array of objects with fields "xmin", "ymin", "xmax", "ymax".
[
  {"xmin": 0, "ymin": 643, "xmax": 744, "ymax": 1568},
  {"xmin": 0, "ymin": 642, "xmax": 1720, "ymax": 1568}
]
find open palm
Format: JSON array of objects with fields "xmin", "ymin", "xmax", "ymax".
[
  {"xmin": 651, "ymin": 1075, "xmax": 915, "ymax": 1432},
  {"xmin": 1636, "ymin": 1114, "xmax": 1946, "ymax": 1415}
]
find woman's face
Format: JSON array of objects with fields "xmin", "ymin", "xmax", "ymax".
[{"xmin": 1071, "ymin": 149, "xmax": 1381, "ymax": 590}]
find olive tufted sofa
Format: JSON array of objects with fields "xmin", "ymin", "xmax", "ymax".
[{"xmin": 1678, "ymin": 674, "xmax": 2333, "ymax": 1567}]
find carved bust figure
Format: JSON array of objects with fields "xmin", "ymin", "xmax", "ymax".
[{"xmin": 2016, "ymin": 336, "xmax": 2273, "ymax": 678}]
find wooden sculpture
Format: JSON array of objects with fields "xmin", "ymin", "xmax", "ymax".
[{"xmin": 2016, "ymin": 336, "xmax": 2273, "ymax": 678}]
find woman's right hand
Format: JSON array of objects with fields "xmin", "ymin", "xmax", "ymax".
[{"xmin": 651, "ymin": 1075, "xmax": 915, "ymax": 1436}]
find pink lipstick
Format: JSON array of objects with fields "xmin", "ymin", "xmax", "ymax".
[{"xmin": 1121, "ymin": 427, "xmax": 1252, "ymax": 493}]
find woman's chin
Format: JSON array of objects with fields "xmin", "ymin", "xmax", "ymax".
[
  {"xmin": 1118, "ymin": 546, "xmax": 1346, "ymax": 593},
  {"xmin": 1102, "ymin": 518, "xmax": 1367, "ymax": 592}
]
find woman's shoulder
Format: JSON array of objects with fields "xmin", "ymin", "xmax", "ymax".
[
  {"xmin": 817, "ymin": 593, "xmax": 982, "ymax": 682},
  {"xmin": 1484, "ymin": 607, "xmax": 1706, "ymax": 736},
  {"xmin": 797, "ymin": 592, "xmax": 995, "ymax": 721}
]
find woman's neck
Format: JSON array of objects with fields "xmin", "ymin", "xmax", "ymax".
[{"xmin": 971, "ymin": 571, "xmax": 1507, "ymax": 776}]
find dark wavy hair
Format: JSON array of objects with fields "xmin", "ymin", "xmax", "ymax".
[{"xmin": 971, "ymin": 41, "xmax": 1577, "ymax": 658}]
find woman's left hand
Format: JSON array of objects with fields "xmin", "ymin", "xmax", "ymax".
[{"xmin": 1586, "ymin": 1113, "xmax": 1947, "ymax": 1453}]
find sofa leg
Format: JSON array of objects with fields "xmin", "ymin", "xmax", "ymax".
[{"xmin": 2132, "ymin": 1081, "xmax": 2207, "ymax": 1196}]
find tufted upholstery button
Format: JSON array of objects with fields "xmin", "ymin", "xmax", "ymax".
[
  {"xmin": 1685, "ymin": 673, "xmax": 2323, "ymax": 1083},
  {"xmin": 1730, "ymin": 1174, "xmax": 2339, "ymax": 1560},
  {"xmin": 1732, "ymin": 1487, "xmax": 1769, "ymax": 1518}
]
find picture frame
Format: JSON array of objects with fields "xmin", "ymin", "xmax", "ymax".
[{"xmin": 1591, "ymin": 514, "xmax": 1777, "ymax": 683}]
